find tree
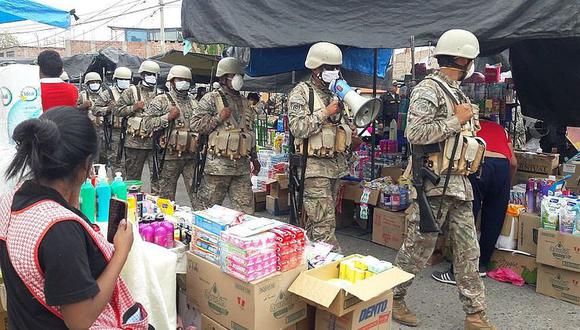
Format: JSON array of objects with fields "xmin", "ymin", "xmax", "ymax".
[{"xmin": 0, "ymin": 32, "xmax": 20, "ymax": 49}]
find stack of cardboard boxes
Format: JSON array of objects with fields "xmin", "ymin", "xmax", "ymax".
[
  {"xmin": 513, "ymin": 151, "xmax": 560, "ymax": 185},
  {"xmin": 266, "ymin": 174, "xmax": 290, "ymax": 216},
  {"xmin": 535, "ymin": 229, "xmax": 580, "ymax": 305}
]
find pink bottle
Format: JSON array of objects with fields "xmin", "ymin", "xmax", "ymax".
[
  {"xmin": 161, "ymin": 221, "xmax": 175, "ymax": 248},
  {"xmin": 140, "ymin": 224, "xmax": 154, "ymax": 243},
  {"xmin": 154, "ymin": 225, "xmax": 168, "ymax": 247}
]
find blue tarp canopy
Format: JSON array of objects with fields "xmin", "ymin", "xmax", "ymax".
[
  {"xmin": 0, "ymin": 0, "xmax": 70, "ymax": 29},
  {"xmin": 247, "ymin": 46, "xmax": 392, "ymax": 78}
]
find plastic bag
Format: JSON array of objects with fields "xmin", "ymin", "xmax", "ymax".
[{"xmin": 487, "ymin": 268, "xmax": 525, "ymax": 287}]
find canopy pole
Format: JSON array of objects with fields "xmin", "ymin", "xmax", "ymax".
[
  {"xmin": 159, "ymin": 0, "xmax": 166, "ymax": 54},
  {"xmin": 371, "ymin": 49, "xmax": 378, "ymax": 180},
  {"xmin": 410, "ymin": 36, "xmax": 416, "ymax": 82}
]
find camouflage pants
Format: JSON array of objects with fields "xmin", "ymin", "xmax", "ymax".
[
  {"xmin": 157, "ymin": 158, "xmax": 197, "ymax": 206},
  {"xmin": 124, "ymin": 147, "xmax": 159, "ymax": 194},
  {"xmin": 303, "ymin": 177, "xmax": 340, "ymax": 250},
  {"xmin": 107, "ymin": 128, "xmax": 124, "ymax": 175},
  {"xmin": 393, "ymin": 196, "xmax": 485, "ymax": 314},
  {"xmin": 194, "ymin": 174, "xmax": 254, "ymax": 214}
]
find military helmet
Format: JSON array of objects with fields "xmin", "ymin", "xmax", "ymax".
[
  {"xmin": 84, "ymin": 71, "xmax": 101, "ymax": 83},
  {"xmin": 433, "ymin": 29, "xmax": 480, "ymax": 60},
  {"xmin": 305, "ymin": 42, "xmax": 343, "ymax": 69},
  {"xmin": 216, "ymin": 57, "xmax": 243, "ymax": 77},
  {"xmin": 138, "ymin": 60, "xmax": 160, "ymax": 74},
  {"xmin": 113, "ymin": 66, "xmax": 132, "ymax": 80},
  {"xmin": 59, "ymin": 71, "xmax": 69, "ymax": 81},
  {"xmin": 167, "ymin": 65, "xmax": 192, "ymax": 81}
]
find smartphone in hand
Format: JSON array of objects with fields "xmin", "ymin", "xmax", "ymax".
[{"xmin": 107, "ymin": 198, "xmax": 128, "ymax": 243}]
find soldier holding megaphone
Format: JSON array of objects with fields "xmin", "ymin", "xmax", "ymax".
[{"xmin": 288, "ymin": 42, "xmax": 380, "ymax": 251}]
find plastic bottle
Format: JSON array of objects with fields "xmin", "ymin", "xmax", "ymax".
[
  {"xmin": 162, "ymin": 221, "xmax": 175, "ymax": 248},
  {"xmin": 526, "ymin": 179, "xmax": 535, "ymax": 213},
  {"xmin": 154, "ymin": 225, "xmax": 168, "ymax": 247},
  {"xmin": 80, "ymin": 178, "xmax": 96, "ymax": 222},
  {"xmin": 139, "ymin": 224, "xmax": 154, "ymax": 243},
  {"xmin": 95, "ymin": 165, "xmax": 111, "ymax": 223},
  {"xmin": 111, "ymin": 172, "xmax": 128, "ymax": 201}
]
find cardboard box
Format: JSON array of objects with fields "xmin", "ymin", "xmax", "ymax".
[
  {"xmin": 315, "ymin": 292, "xmax": 393, "ymax": 330},
  {"xmin": 536, "ymin": 264, "xmax": 580, "ymax": 306},
  {"xmin": 271, "ymin": 186, "xmax": 289, "ymax": 199},
  {"xmin": 489, "ymin": 249, "xmax": 538, "ymax": 284},
  {"xmin": 201, "ymin": 314, "xmax": 228, "ymax": 330},
  {"xmin": 254, "ymin": 201, "xmax": 266, "ymax": 212},
  {"xmin": 186, "ymin": 252, "xmax": 307, "ymax": 330},
  {"xmin": 500, "ymin": 213, "xmax": 519, "ymax": 240},
  {"xmin": 372, "ymin": 208, "xmax": 408, "ymax": 250},
  {"xmin": 288, "ymin": 256, "xmax": 413, "ymax": 317},
  {"xmin": 518, "ymin": 212, "xmax": 541, "ymax": 255},
  {"xmin": 266, "ymin": 195, "xmax": 290, "ymax": 215},
  {"xmin": 379, "ymin": 167, "xmax": 403, "ymax": 180},
  {"xmin": 336, "ymin": 200, "xmax": 355, "ymax": 229},
  {"xmin": 253, "ymin": 190, "xmax": 267, "ymax": 203},
  {"xmin": 536, "ymin": 229, "xmax": 580, "ymax": 272},
  {"xmin": 340, "ymin": 181, "xmax": 380, "ymax": 206},
  {"xmin": 514, "ymin": 151, "xmax": 559, "ymax": 175},
  {"xmin": 560, "ymin": 161, "xmax": 580, "ymax": 193},
  {"xmin": 276, "ymin": 174, "xmax": 290, "ymax": 189}
]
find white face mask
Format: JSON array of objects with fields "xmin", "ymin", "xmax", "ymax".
[
  {"xmin": 230, "ymin": 74, "xmax": 244, "ymax": 91},
  {"xmin": 143, "ymin": 74, "xmax": 157, "ymax": 85},
  {"xmin": 116, "ymin": 79, "xmax": 130, "ymax": 90},
  {"xmin": 88, "ymin": 83, "xmax": 101, "ymax": 92},
  {"xmin": 321, "ymin": 69, "xmax": 340, "ymax": 83},
  {"xmin": 174, "ymin": 81, "xmax": 191, "ymax": 92}
]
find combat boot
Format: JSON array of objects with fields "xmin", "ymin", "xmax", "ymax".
[
  {"xmin": 392, "ymin": 298, "xmax": 418, "ymax": 327},
  {"xmin": 465, "ymin": 311, "xmax": 497, "ymax": 330}
]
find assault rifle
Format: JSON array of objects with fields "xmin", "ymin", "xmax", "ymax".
[{"xmin": 411, "ymin": 143, "xmax": 441, "ymax": 233}]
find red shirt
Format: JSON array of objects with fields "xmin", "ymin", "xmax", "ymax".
[
  {"xmin": 477, "ymin": 120, "xmax": 512, "ymax": 160},
  {"xmin": 40, "ymin": 78, "xmax": 79, "ymax": 112}
]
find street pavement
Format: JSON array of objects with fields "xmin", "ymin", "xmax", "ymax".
[{"xmin": 142, "ymin": 171, "xmax": 580, "ymax": 330}]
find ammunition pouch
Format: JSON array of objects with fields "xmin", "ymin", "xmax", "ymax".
[
  {"xmin": 428, "ymin": 134, "xmax": 486, "ymax": 176},
  {"xmin": 126, "ymin": 116, "xmax": 150, "ymax": 138},
  {"xmin": 208, "ymin": 129, "xmax": 256, "ymax": 159},
  {"xmin": 295, "ymin": 123, "xmax": 352, "ymax": 158},
  {"xmin": 160, "ymin": 127, "xmax": 198, "ymax": 157},
  {"xmin": 112, "ymin": 116, "xmax": 123, "ymax": 129}
]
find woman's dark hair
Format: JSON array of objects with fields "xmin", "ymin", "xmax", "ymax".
[
  {"xmin": 6, "ymin": 107, "xmax": 98, "ymax": 181},
  {"xmin": 37, "ymin": 50, "xmax": 63, "ymax": 78}
]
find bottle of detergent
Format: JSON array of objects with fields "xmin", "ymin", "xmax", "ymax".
[
  {"xmin": 95, "ymin": 165, "xmax": 111, "ymax": 223},
  {"xmin": 80, "ymin": 178, "xmax": 96, "ymax": 222},
  {"xmin": 111, "ymin": 172, "xmax": 128, "ymax": 201}
]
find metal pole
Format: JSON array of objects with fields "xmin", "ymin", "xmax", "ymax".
[
  {"xmin": 371, "ymin": 49, "xmax": 378, "ymax": 180},
  {"xmin": 159, "ymin": 0, "xmax": 166, "ymax": 54},
  {"xmin": 410, "ymin": 36, "xmax": 416, "ymax": 82}
]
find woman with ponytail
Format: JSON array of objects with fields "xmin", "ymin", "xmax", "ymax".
[{"xmin": 0, "ymin": 107, "xmax": 149, "ymax": 329}]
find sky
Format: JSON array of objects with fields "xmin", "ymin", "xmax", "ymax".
[{"xmin": 1, "ymin": 0, "xmax": 183, "ymax": 47}]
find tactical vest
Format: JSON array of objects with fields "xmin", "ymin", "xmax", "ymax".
[
  {"xmin": 207, "ymin": 92, "xmax": 256, "ymax": 160},
  {"xmin": 294, "ymin": 83, "xmax": 352, "ymax": 158},
  {"xmin": 110, "ymin": 88, "xmax": 123, "ymax": 129},
  {"xmin": 159, "ymin": 94, "xmax": 199, "ymax": 158},
  {"xmin": 80, "ymin": 91, "xmax": 104, "ymax": 127},
  {"xmin": 0, "ymin": 189, "xmax": 149, "ymax": 329},
  {"xmin": 426, "ymin": 75, "xmax": 486, "ymax": 176},
  {"xmin": 126, "ymin": 85, "xmax": 151, "ymax": 139}
]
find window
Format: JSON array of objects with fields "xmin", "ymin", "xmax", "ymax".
[
  {"xmin": 6, "ymin": 51, "xmax": 14, "ymax": 57},
  {"xmin": 0, "ymin": 53, "xmax": 4, "ymax": 58},
  {"xmin": 125, "ymin": 30, "xmax": 148, "ymax": 42}
]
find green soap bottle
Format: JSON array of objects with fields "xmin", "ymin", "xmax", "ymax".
[
  {"xmin": 111, "ymin": 172, "xmax": 128, "ymax": 201},
  {"xmin": 80, "ymin": 178, "xmax": 96, "ymax": 222}
]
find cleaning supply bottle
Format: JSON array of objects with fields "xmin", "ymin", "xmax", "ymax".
[
  {"xmin": 154, "ymin": 225, "xmax": 168, "ymax": 247},
  {"xmin": 111, "ymin": 172, "xmax": 128, "ymax": 201},
  {"xmin": 80, "ymin": 178, "xmax": 96, "ymax": 222},
  {"xmin": 95, "ymin": 165, "xmax": 111, "ymax": 223}
]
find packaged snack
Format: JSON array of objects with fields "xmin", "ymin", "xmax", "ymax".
[
  {"xmin": 559, "ymin": 200, "xmax": 577, "ymax": 234},
  {"xmin": 541, "ymin": 197, "xmax": 561, "ymax": 231}
]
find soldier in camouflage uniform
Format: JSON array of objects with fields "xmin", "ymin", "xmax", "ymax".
[
  {"xmin": 107, "ymin": 67, "xmax": 133, "ymax": 175},
  {"xmin": 190, "ymin": 57, "xmax": 259, "ymax": 214},
  {"xmin": 288, "ymin": 42, "xmax": 351, "ymax": 251},
  {"xmin": 114, "ymin": 60, "xmax": 160, "ymax": 192},
  {"xmin": 77, "ymin": 71, "xmax": 112, "ymax": 165},
  {"xmin": 392, "ymin": 30, "xmax": 496, "ymax": 330},
  {"xmin": 142, "ymin": 65, "xmax": 197, "ymax": 204}
]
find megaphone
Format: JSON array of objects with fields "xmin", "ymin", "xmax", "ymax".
[{"xmin": 330, "ymin": 79, "xmax": 382, "ymax": 128}]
